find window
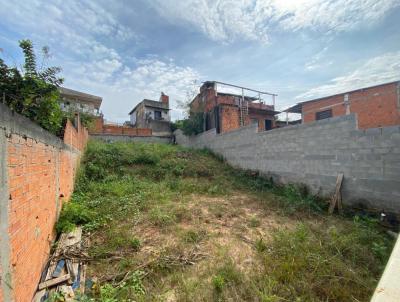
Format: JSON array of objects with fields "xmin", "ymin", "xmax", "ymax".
[
  {"xmin": 315, "ymin": 109, "xmax": 332, "ymax": 120},
  {"xmin": 251, "ymin": 118, "xmax": 259, "ymax": 126},
  {"xmin": 154, "ymin": 110, "xmax": 162, "ymax": 120},
  {"xmin": 265, "ymin": 119, "xmax": 272, "ymax": 131}
]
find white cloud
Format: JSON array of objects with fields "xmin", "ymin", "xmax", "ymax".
[
  {"xmin": 113, "ymin": 58, "xmax": 201, "ymax": 120},
  {"xmin": 296, "ymin": 51, "xmax": 400, "ymax": 100},
  {"xmin": 150, "ymin": 0, "xmax": 399, "ymax": 42},
  {"xmin": 0, "ymin": 0, "xmax": 132, "ymax": 74},
  {"xmin": 304, "ymin": 46, "xmax": 333, "ymax": 70},
  {"xmin": 63, "ymin": 57, "xmax": 201, "ymax": 121}
]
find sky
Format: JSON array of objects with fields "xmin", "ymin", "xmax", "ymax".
[{"xmin": 1, "ymin": 0, "xmax": 400, "ymax": 122}]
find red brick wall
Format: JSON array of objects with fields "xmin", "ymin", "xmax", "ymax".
[
  {"xmin": 3, "ymin": 117, "xmax": 88, "ymax": 302},
  {"xmin": 89, "ymin": 117, "xmax": 152, "ymax": 137},
  {"xmin": 303, "ymin": 94, "xmax": 346, "ymax": 124},
  {"xmin": 220, "ymin": 105, "xmax": 240, "ymax": 133},
  {"xmin": 245, "ymin": 112, "xmax": 275, "ymax": 131},
  {"xmin": 349, "ymin": 82, "xmax": 400, "ymax": 129},
  {"xmin": 91, "ymin": 116, "xmax": 104, "ymax": 133},
  {"xmin": 302, "ymin": 82, "xmax": 400, "ymax": 129}
]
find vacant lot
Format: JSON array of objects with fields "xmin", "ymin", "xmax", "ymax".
[{"xmin": 57, "ymin": 140, "xmax": 393, "ymax": 302}]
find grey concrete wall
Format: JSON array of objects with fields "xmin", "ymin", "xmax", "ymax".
[
  {"xmin": 0, "ymin": 127, "xmax": 12, "ymax": 301},
  {"xmin": 150, "ymin": 120, "xmax": 172, "ymax": 136},
  {"xmin": 175, "ymin": 114, "xmax": 400, "ymax": 214},
  {"xmin": 91, "ymin": 134, "xmax": 172, "ymax": 144}
]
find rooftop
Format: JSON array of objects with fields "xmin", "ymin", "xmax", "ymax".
[
  {"xmin": 284, "ymin": 80, "xmax": 400, "ymax": 114},
  {"xmin": 59, "ymin": 87, "xmax": 102, "ymax": 107},
  {"xmin": 129, "ymin": 99, "xmax": 170, "ymax": 115}
]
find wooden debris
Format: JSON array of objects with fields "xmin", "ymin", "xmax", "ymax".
[
  {"xmin": 46, "ymin": 227, "xmax": 82, "ymax": 280},
  {"xmin": 58, "ymin": 285, "xmax": 75, "ymax": 301},
  {"xmin": 38, "ymin": 274, "xmax": 70, "ymax": 290},
  {"xmin": 33, "ymin": 227, "xmax": 87, "ymax": 299},
  {"xmin": 329, "ymin": 173, "xmax": 344, "ymax": 214},
  {"xmin": 32, "ymin": 289, "xmax": 46, "ymax": 302},
  {"xmin": 80, "ymin": 263, "xmax": 87, "ymax": 294},
  {"xmin": 66, "ymin": 259, "xmax": 79, "ymax": 280},
  {"xmin": 52, "ymin": 259, "xmax": 65, "ymax": 278}
]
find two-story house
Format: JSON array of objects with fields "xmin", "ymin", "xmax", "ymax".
[
  {"xmin": 129, "ymin": 92, "xmax": 171, "ymax": 136},
  {"xmin": 59, "ymin": 87, "xmax": 102, "ymax": 116},
  {"xmin": 189, "ymin": 81, "xmax": 279, "ymax": 133}
]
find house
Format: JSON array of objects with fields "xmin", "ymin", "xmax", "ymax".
[
  {"xmin": 129, "ymin": 92, "xmax": 171, "ymax": 136},
  {"xmin": 189, "ymin": 81, "xmax": 279, "ymax": 133},
  {"xmin": 59, "ymin": 87, "xmax": 102, "ymax": 116},
  {"xmin": 284, "ymin": 81, "xmax": 400, "ymax": 129}
]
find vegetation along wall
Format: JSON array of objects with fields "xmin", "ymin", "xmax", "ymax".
[
  {"xmin": 175, "ymin": 114, "xmax": 400, "ymax": 214},
  {"xmin": 0, "ymin": 103, "xmax": 88, "ymax": 302}
]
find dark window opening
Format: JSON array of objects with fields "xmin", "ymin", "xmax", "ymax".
[
  {"xmin": 154, "ymin": 110, "xmax": 162, "ymax": 120},
  {"xmin": 265, "ymin": 119, "xmax": 272, "ymax": 131},
  {"xmin": 316, "ymin": 109, "xmax": 332, "ymax": 120}
]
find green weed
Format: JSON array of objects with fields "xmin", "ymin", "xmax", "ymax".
[
  {"xmin": 182, "ymin": 229, "xmax": 207, "ymax": 244},
  {"xmin": 248, "ymin": 216, "xmax": 261, "ymax": 228},
  {"xmin": 56, "ymin": 201, "xmax": 94, "ymax": 234},
  {"xmin": 58, "ymin": 140, "xmax": 393, "ymax": 302},
  {"xmin": 149, "ymin": 207, "xmax": 176, "ymax": 227}
]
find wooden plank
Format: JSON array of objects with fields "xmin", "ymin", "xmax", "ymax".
[
  {"xmin": 58, "ymin": 285, "xmax": 75, "ymax": 301},
  {"xmin": 45, "ymin": 227, "xmax": 82, "ymax": 280},
  {"xmin": 38, "ymin": 274, "xmax": 70, "ymax": 290},
  {"xmin": 80, "ymin": 263, "xmax": 87, "ymax": 294},
  {"xmin": 52, "ymin": 259, "xmax": 65, "ymax": 278},
  {"xmin": 66, "ymin": 260, "xmax": 77, "ymax": 279},
  {"xmin": 329, "ymin": 173, "xmax": 344, "ymax": 214},
  {"xmin": 32, "ymin": 289, "xmax": 47, "ymax": 302},
  {"xmin": 337, "ymin": 190, "xmax": 343, "ymax": 215}
]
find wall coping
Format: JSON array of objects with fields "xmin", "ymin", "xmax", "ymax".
[{"xmin": 0, "ymin": 103, "xmax": 76, "ymax": 152}]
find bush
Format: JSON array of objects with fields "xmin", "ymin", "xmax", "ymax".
[
  {"xmin": 56, "ymin": 202, "xmax": 94, "ymax": 234},
  {"xmin": 1, "ymin": 40, "xmax": 65, "ymax": 135},
  {"xmin": 180, "ymin": 113, "xmax": 204, "ymax": 135}
]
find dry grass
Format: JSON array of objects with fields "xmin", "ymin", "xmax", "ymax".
[{"xmin": 56, "ymin": 140, "xmax": 394, "ymax": 302}]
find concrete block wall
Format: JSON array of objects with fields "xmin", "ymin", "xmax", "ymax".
[
  {"xmin": 90, "ymin": 134, "xmax": 172, "ymax": 144},
  {"xmin": 175, "ymin": 114, "xmax": 400, "ymax": 214},
  {"xmin": 0, "ymin": 104, "xmax": 88, "ymax": 302}
]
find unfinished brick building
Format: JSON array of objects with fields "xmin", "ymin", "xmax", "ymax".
[
  {"xmin": 285, "ymin": 81, "xmax": 400, "ymax": 129},
  {"xmin": 190, "ymin": 81, "xmax": 279, "ymax": 133}
]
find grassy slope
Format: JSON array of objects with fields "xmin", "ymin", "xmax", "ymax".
[{"xmin": 57, "ymin": 140, "xmax": 393, "ymax": 302}]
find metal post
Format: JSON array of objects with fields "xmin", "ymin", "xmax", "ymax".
[
  {"xmin": 272, "ymin": 95, "xmax": 276, "ymax": 109},
  {"xmin": 286, "ymin": 112, "xmax": 289, "ymax": 125}
]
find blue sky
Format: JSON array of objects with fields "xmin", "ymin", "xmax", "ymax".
[{"xmin": 1, "ymin": 0, "xmax": 400, "ymax": 122}]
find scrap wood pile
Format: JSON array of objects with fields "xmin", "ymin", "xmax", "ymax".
[{"xmin": 33, "ymin": 227, "xmax": 88, "ymax": 302}]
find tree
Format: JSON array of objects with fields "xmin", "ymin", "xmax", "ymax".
[{"xmin": 0, "ymin": 40, "xmax": 65, "ymax": 134}]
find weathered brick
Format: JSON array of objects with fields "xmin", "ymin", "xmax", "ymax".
[{"xmin": 1, "ymin": 112, "xmax": 88, "ymax": 302}]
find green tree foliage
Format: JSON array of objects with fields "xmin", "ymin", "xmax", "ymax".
[
  {"xmin": 63, "ymin": 109, "xmax": 95, "ymax": 129},
  {"xmin": 0, "ymin": 40, "xmax": 64, "ymax": 134},
  {"xmin": 173, "ymin": 112, "xmax": 204, "ymax": 135}
]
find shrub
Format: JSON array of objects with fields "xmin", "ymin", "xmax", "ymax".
[
  {"xmin": 56, "ymin": 202, "xmax": 94, "ymax": 234},
  {"xmin": 180, "ymin": 113, "xmax": 204, "ymax": 135}
]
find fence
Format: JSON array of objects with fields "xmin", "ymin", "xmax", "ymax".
[{"xmin": 175, "ymin": 114, "xmax": 400, "ymax": 214}]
